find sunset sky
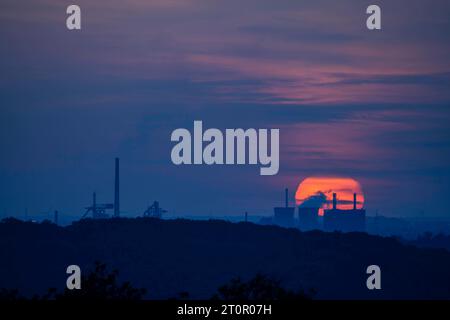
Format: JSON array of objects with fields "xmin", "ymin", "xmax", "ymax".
[
  {"xmin": 1, "ymin": 0, "xmax": 450, "ymax": 220},
  {"xmin": 295, "ymin": 177, "xmax": 364, "ymax": 216}
]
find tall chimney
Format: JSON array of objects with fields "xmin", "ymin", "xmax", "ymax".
[
  {"xmin": 93, "ymin": 192, "xmax": 97, "ymax": 218},
  {"xmin": 114, "ymin": 158, "xmax": 120, "ymax": 217},
  {"xmin": 332, "ymin": 193, "xmax": 337, "ymax": 210},
  {"xmin": 353, "ymin": 193, "xmax": 357, "ymax": 210},
  {"xmin": 285, "ymin": 188, "xmax": 288, "ymax": 208}
]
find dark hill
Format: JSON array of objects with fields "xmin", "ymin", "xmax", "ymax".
[{"xmin": 1, "ymin": 218, "xmax": 450, "ymax": 299}]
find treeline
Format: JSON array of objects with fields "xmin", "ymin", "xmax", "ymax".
[{"xmin": 1, "ymin": 217, "xmax": 450, "ymax": 299}]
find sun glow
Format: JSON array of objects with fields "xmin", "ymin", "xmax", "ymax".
[{"xmin": 295, "ymin": 177, "xmax": 364, "ymax": 216}]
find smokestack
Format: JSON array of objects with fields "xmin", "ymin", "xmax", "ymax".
[
  {"xmin": 114, "ymin": 158, "xmax": 120, "ymax": 217},
  {"xmin": 332, "ymin": 193, "xmax": 337, "ymax": 210},
  {"xmin": 285, "ymin": 188, "xmax": 288, "ymax": 208},
  {"xmin": 92, "ymin": 192, "xmax": 97, "ymax": 218},
  {"xmin": 353, "ymin": 193, "xmax": 357, "ymax": 210}
]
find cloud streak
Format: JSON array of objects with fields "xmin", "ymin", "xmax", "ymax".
[{"xmin": 1, "ymin": 0, "xmax": 450, "ymax": 217}]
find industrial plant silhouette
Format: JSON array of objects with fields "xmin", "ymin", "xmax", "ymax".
[
  {"xmin": 272, "ymin": 188, "xmax": 365, "ymax": 232},
  {"xmin": 2, "ymin": 158, "xmax": 450, "ymax": 300},
  {"xmin": 76, "ymin": 158, "xmax": 366, "ymax": 233},
  {"xmin": 80, "ymin": 158, "xmax": 168, "ymax": 221}
]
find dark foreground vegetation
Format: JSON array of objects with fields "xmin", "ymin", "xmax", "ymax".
[{"xmin": 1, "ymin": 217, "xmax": 450, "ymax": 299}]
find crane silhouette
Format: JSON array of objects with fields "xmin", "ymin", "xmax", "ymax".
[
  {"xmin": 82, "ymin": 192, "xmax": 114, "ymax": 219},
  {"xmin": 143, "ymin": 201, "xmax": 167, "ymax": 218}
]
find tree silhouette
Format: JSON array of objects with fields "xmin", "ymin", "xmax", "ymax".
[
  {"xmin": 0, "ymin": 289, "xmax": 23, "ymax": 301},
  {"xmin": 212, "ymin": 274, "xmax": 313, "ymax": 300},
  {"xmin": 51, "ymin": 262, "xmax": 146, "ymax": 300}
]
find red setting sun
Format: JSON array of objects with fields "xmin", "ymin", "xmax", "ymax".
[{"xmin": 295, "ymin": 177, "xmax": 364, "ymax": 216}]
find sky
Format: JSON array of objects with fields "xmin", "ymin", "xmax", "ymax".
[{"xmin": 1, "ymin": 0, "xmax": 450, "ymax": 221}]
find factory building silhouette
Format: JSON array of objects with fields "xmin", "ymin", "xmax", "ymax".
[
  {"xmin": 298, "ymin": 207, "xmax": 320, "ymax": 230},
  {"xmin": 273, "ymin": 188, "xmax": 295, "ymax": 227},
  {"xmin": 323, "ymin": 193, "xmax": 366, "ymax": 232},
  {"xmin": 270, "ymin": 188, "xmax": 366, "ymax": 232}
]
